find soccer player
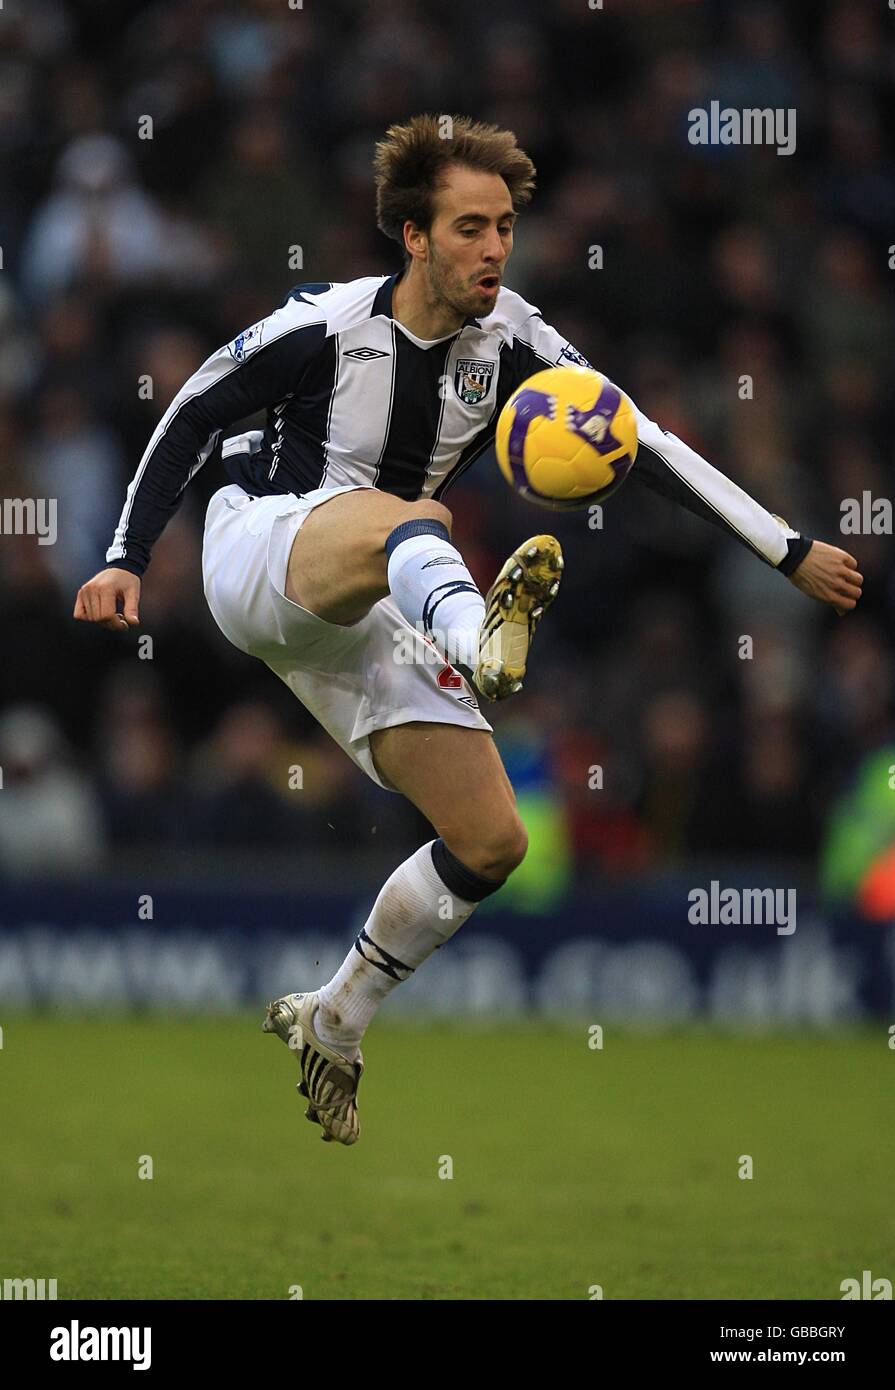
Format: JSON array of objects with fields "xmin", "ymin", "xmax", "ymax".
[{"xmin": 74, "ymin": 115, "xmax": 863, "ymax": 1145}]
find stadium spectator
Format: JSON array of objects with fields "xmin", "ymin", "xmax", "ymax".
[{"xmin": 0, "ymin": 705, "xmax": 105, "ymax": 876}]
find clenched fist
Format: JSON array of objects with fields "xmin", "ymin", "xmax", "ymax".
[
  {"xmin": 73, "ymin": 567, "xmax": 142, "ymax": 632},
  {"xmin": 788, "ymin": 541, "xmax": 863, "ymax": 615}
]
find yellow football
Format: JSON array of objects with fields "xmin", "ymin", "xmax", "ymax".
[{"xmin": 495, "ymin": 365, "xmax": 638, "ymax": 509}]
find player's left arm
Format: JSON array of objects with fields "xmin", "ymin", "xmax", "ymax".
[
  {"xmin": 625, "ymin": 400, "xmax": 862, "ymax": 616},
  {"xmin": 521, "ymin": 314, "xmax": 862, "ymax": 616}
]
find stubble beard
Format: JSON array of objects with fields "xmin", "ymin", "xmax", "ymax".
[{"xmin": 426, "ymin": 246, "xmax": 480, "ymax": 323}]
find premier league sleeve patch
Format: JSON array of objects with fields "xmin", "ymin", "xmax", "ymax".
[
  {"xmin": 228, "ymin": 320, "xmax": 266, "ymax": 363},
  {"xmin": 559, "ymin": 343, "xmax": 594, "ymax": 370},
  {"xmin": 454, "ymin": 359, "xmax": 495, "ymax": 405}
]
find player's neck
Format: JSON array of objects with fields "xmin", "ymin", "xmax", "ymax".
[{"xmin": 391, "ymin": 264, "xmax": 465, "ymax": 341}]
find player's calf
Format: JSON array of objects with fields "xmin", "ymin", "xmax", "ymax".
[{"xmin": 262, "ymin": 726, "xmax": 531, "ymax": 1147}]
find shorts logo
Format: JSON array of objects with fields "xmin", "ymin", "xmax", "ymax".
[
  {"xmin": 343, "ymin": 347, "xmax": 389, "ymax": 360},
  {"xmin": 454, "ymin": 359, "xmax": 494, "ymax": 405},
  {"xmin": 229, "ymin": 322, "xmax": 265, "ymax": 363}
]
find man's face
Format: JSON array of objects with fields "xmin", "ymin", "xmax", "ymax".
[{"xmin": 409, "ymin": 164, "xmax": 515, "ymax": 318}]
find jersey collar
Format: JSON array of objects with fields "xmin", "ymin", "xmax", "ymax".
[{"xmin": 372, "ymin": 270, "xmax": 481, "ymax": 330}]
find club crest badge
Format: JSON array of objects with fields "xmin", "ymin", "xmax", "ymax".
[{"xmin": 454, "ymin": 359, "xmax": 494, "ymax": 405}]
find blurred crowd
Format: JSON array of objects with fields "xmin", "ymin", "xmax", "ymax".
[{"xmin": 1, "ymin": 0, "xmax": 893, "ymax": 891}]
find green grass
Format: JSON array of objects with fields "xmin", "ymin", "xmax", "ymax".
[{"xmin": 1, "ymin": 1016, "xmax": 891, "ymax": 1299}]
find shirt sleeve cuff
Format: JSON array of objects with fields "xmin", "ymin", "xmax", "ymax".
[
  {"xmin": 776, "ymin": 533, "xmax": 813, "ymax": 576},
  {"xmin": 104, "ymin": 557, "xmax": 147, "ymax": 579}
]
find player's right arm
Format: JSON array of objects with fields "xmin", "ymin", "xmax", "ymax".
[{"xmin": 73, "ymin": 295, "xmax": 327, "ymax": 630}]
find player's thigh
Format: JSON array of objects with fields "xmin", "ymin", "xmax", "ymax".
[
  {"xmin": 368, "ymin": 721, "xmax": 527, "ymax": 880},
  {"xmin": 286, "ymin": 489, "xmax": 452, "ymax": 626}
]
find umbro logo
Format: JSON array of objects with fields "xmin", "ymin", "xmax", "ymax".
[{"xmin": 343, "ymin": 347, "xmax": 389, "ymax": 360}]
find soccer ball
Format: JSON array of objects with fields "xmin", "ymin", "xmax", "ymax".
[{"xmin": 495, "ymin": 365, "xmax": 638, "ymax": 509}]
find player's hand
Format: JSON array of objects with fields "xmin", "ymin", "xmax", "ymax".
[
  {"xmin": 73, "ymin": 568, "xmax": 142, "ymax": 632},
  {"xmin": 788, "ymin": 541, "xmax": 863, "ymax": 616}
]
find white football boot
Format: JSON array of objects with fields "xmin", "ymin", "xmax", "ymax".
[
  {"xmin": 472, "ymin": 535, "xmax": 564, "ymax": 701},
  {"xmin": 262, "ymin": 991, "xmax": 363, "ymax": 1146}
]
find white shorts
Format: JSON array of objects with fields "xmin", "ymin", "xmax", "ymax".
[{"xmin": 201, "ymin": 482, "xmax": 493, "ymax": 792}]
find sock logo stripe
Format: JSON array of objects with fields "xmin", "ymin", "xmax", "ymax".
[
  {"xmin": 354, "ymin": 928, "xmax": 414, "ymax": 981},
  {"xmin": 422, "ymin": 580, "xmax": 483, "ymax": 637}
]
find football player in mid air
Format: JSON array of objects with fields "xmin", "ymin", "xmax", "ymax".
[{"xmin": 74, "ymin": 115, "xmax": 862, "ymax": 1144}]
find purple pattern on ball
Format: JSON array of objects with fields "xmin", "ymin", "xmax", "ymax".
[
  {"xmin": 567, "ymin": 379, "xmax": 623, "ymax": 455},
  {"xmin": 505, "ymin": 378, "xmax": 635, "ymax": 505},
  {"xmin": 506, "ymin": 387, "xmax": 555, "ymax": 493}
]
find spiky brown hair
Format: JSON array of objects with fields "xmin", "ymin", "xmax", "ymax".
[{"xmin": 373, "ymin": 114, "xmax": 537, "ymax": 258}]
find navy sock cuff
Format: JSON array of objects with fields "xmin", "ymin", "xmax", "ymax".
[
  {"xmin": 385, "ymin": 518, "xmax": 451, "ymax": 559},
  {"xmin": 430, "ymin": 837, "xmax": 506, "ymax": 902}
]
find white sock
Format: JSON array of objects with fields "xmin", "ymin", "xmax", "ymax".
[
  {"xmin": 385, "ymin": 521, "xmax": 485, "ymax": 668},
  {"xmin": 316, "ymin": 841, "xmax": 481, "ymax": 1056}
]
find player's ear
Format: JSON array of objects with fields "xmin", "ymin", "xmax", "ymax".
[{"xmin": 403, "ymin": 221, "xmax": 427, "ymax": 261}]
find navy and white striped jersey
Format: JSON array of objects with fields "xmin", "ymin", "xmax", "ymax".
[{"xmin": 106, "ymin": 271, "xmax": 810, "ymax": 577}]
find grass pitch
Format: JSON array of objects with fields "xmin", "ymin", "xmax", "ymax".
[{"xmin": 1, "ymin": 1016, "xmax": 890, "ymax": 1299}]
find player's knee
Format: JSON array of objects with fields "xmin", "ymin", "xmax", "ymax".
[
  {"xmin": 503, "ymin": 820, "xmax": 529, "ymax": 874},
  {"xmin": 458, "ymin": 818, "xmax": 528, "ymax": 881},
  {"xmin": 379, "ymin": 499, "xmax": 452, "ymax": 561},
  {"xmin": 406, "ymin": 499, "xmax": 452, "ymax": 536}
]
